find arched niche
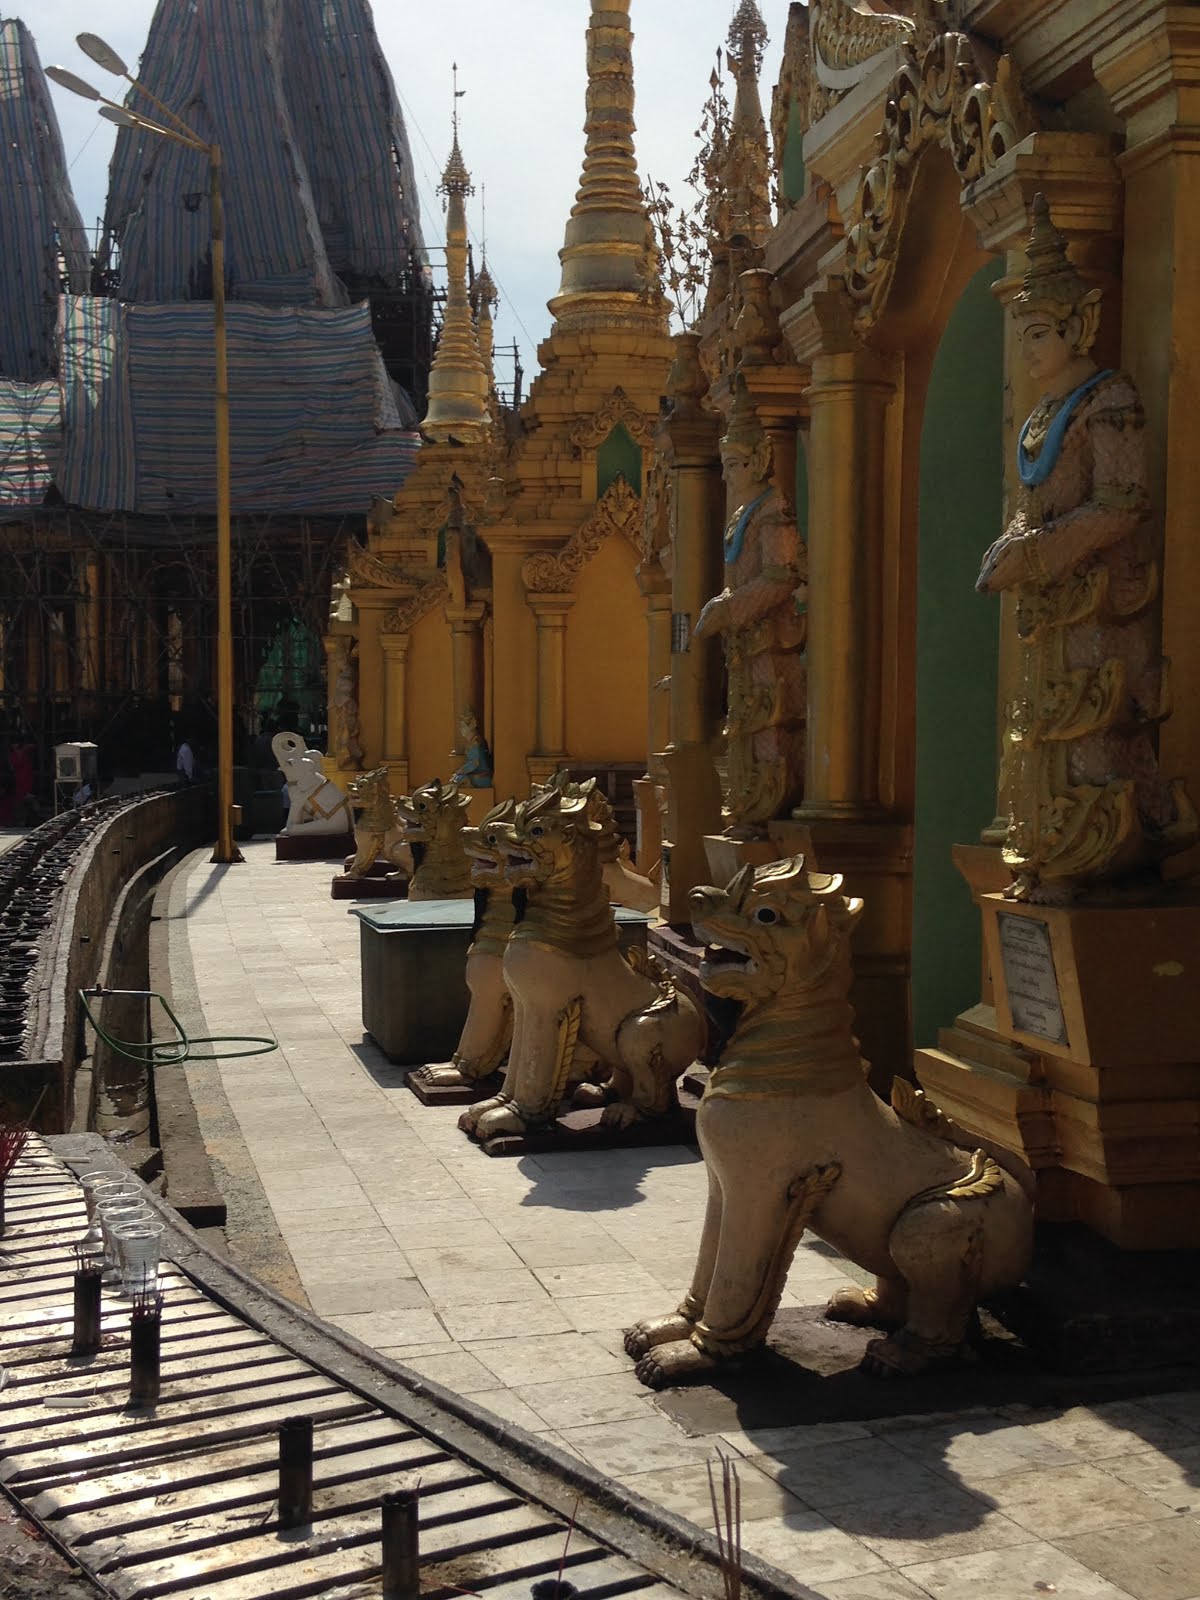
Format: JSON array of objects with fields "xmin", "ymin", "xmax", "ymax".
[{"xmin": 856, "ymin": 138, "xmax": 1006, "ymax": 1055}]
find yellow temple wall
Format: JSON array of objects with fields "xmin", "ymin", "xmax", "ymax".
[{"xmin": 564, "ymin": 537, "xmax": 648, "ymax": 765}]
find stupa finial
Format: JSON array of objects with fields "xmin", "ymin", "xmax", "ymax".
[
  {"xmin": 550, "ymin": 0, "xmax": 667, "ymax": 333},
  {"xmin": 424, "ymin": 70, "xmax": 489, "ymax": 442}
]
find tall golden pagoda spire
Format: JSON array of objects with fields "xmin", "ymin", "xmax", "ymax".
[
  {"xmin": 722, "ymin": 0, "xmax": 772, "ymax": 254},
  {"xmin": 475, "ymin": 256, "xmax": 498, "ymax": 388},
  {"xmin": 550, "ymin": 0, "xmax": 667, "ymax": 333},
  {"xmin": 423, "ymin": 67, "xmax": 489, "ymax": 443}
]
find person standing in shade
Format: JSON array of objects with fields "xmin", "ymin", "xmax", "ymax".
[{"xmin": 176, "ymin": 737, "xmax": 196, "ymax": 786}]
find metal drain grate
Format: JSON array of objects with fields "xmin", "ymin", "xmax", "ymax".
[{"xmin": 1, "ymin": 1144, "xmax": 682, "ymax": 1600}]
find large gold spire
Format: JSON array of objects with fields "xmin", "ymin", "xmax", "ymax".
[
  {"xmin": 550, "ymin": 0, "xmax": 666, "ymax": 333},
  {"xmin": 423, "ymin": 113, "xmax": 490, "ymax": 443}
]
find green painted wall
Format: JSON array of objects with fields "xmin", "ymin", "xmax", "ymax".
[
  {"xmin": 782, "ymin": 95, "xmax": 806, "ymax": 203},
  {"xmin": 911, "ymin": 258, "xmax": 1004, "ymax": 1049},
  {"xmin": 597, "ymin": 423, "xmax": 642, "ymax": 498}
]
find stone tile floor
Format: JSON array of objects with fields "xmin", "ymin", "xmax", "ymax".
[{"xmin": 165, "ymin": 843, "xmax": 1200, "ymax": 1600}]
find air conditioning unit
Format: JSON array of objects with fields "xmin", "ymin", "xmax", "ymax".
[{"xmin": 55, "ymin": 742, "xmax": 98, "ymax": 785}]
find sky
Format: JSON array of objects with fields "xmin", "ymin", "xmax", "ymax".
[{"xmin": 28, "ymin": 1, "xmax": 787, "ymax": 389}]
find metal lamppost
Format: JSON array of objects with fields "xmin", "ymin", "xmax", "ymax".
[{"xmin": 47, "ymin": 34, "xmax": 242, "ymax": 864}]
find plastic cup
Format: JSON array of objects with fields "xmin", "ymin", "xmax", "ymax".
[
  {"xmin": 96, "ymin": 1197, "xmax": 152, "ymax": 1269},
  {"xmin": 113, "ymin": 1219, "xmax": 165, "ymax": 1297}
]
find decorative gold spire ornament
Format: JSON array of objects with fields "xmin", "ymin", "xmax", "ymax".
[
  {"xmin": 722, "ymin": 0, "xmax": 773, "ymax": 255},
  {"xmin": 423, "ymin": 66, "xmax": 490, "ymax": 443},
  {"xmin": 474, "ymin": 256, "xmax": 498, "ymax": 388},
  {"xmin": 550, "ymin": 0, "xmax": 667, "ymax": 332}
]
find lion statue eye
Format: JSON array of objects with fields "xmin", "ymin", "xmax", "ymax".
[
  {"xmin": 529, "ymin": 824, "xmax": 545, "ymax": 838},
  {"xmin": 754, "ymin": 906, "xmax": 779, "ymax": 925}
]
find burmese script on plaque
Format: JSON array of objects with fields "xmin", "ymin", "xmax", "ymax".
[{"xmin": 998, "ymin": 913, "xmax": 1068, "ymax": 1045}]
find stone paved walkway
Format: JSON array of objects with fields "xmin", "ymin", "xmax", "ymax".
[{"xmin": 165, "ymin": 842, "xmax": 1200, "ymax": 1600}]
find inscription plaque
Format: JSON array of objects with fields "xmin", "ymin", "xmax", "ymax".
[
  {"xmin": 997, "ymin": 912, "xmax": 1067, "ymax": 1045},
  {"xmin": 671, "ymin": 612, "xmax": 692, "ymax": 653}
]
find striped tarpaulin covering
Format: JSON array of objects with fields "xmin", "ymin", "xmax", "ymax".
[
  {"xmin": 57, "ymin": 295, "xmax": 420, "ymax": 514},
  {"xmin": 0, "ymin": 379, "xmax": 62, "ymax": 509},
  {"xmin": 102, "ymin": 0, "xmax": 425, "ymax": 307},
  {"xmin": 0, "ymin": 19, "xmax": 90, "ymax": 381},
  {"xmin": 285, "ymin": 0, "xmax": 426, "ymax": 286}
]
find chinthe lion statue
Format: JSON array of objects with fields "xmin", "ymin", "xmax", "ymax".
[
  {"xmin": 459, "ymin": 786, "xmax": 705, "ymax": 1141},
  {"xmin": 409, "ymin": 799, "xmax": 519, "ymax": 1093},
  {"xmin": 413, "ymin": 774, "xmax": 659, "ymax": 1096},
  {"xmin": 544, "ymin": 771, "xmax": 660, "ymax": 913},
  {"xmin": 344, "ymin": 766, "xmax": 412, "ymax": 881},
  {"xmin": 626, "ymin": 855, "xmax": 1035, "ymax": 1386},
  {"xmin": 396, "ymin": 777, "xmax": 474, "ymax": 901}
]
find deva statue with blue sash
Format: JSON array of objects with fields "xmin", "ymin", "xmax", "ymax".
[
  {"xmin": 452, "ymin": 707, "xmax": 493, "ymax": 790},
  {"xmin": 694, "ymin": 379, "xmax": 806, "ymax": 831},
  {"xmin": 976, "ymin": 195, "xmax": 1195, "ymax": 901}
]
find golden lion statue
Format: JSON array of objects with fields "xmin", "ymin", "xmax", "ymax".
[
  {"xmin": 396, "ymin": 777, "xmax": 474, "ymax": 901},
  {"xmin": 344, "ymin": 766, "xmax": 412, "ymax": 881},
  {"xmin": 410, "ymin": 799, "xmax": 518, "ymax": 1093},
  {"xmin": 413, "ymin": 775, "xmax": 658, "ymax": 1096},
  {"xmin": 626, "ymin": 855, "xmax": 1035, "ymax": 1386},
  {"xmin": 460, "ymin": 786, "xmax": 705, "ymax": 1141}
]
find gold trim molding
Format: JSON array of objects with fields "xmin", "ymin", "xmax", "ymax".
[
  {"xmin": 381, "ymin": 575, "xmax": 449, "ymax": 636},
  {"xmin": 845, "ymin": 31, "xmax": 1036, "ymax": 329},
  {"xmin": 522, "ymin": 475, "xmax": 642, "ymax": 595},
  {"xmin": 569, "ymin": 387, "xmax": 656, "ymax": 454}
]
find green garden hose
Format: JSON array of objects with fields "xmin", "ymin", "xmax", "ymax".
[{"xmin": 78, "ymin": 987, "xmax": 278, "ymax": 1065}]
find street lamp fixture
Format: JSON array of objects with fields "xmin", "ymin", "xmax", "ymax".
[{"xmin": 46, "ymin": 38, "xmax": 242, "ymax": 865}]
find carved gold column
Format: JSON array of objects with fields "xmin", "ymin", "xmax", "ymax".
[
  {"xmin": 527, "ymin": 594, "xmax": 574, "ymax": 779},
  {"xmin": 486, "ymin": 536, "xmax": 538, "ymax": 801},
  {"xmin": 639, "ymin": 572, "xmax": 672, "ymax": 760},
  {"xmin": 790, "ymin": 292, "xmax": 894, "ymax": 818},
  {"xmin": 646, "ymin": 334, "xmax": 725, "ymax": 918},
  {"xmin": 1097, "ymin": 13, "xmax": 1200, "ymax": 856},
  {"xmin": 660, "ymin": 328, "xmax": 722, "ymax": 791},
  {"xmin": 379, "ymin": 631, "xmax": 410, "ymax": 790},
  {"xmin": 445, "ymin": 601, "xmax": 487, "ymax": 742}
]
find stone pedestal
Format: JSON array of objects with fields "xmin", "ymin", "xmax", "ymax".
[
  {"xmin": 359, "ymin": 901, "xmax": 653, "ymax": 1072},
  {"xmin": 275, "ymin": 830, "xmax": 354, "ymax": 862},
  {"xmin": 917, "ymin": 891, "xmax": 1200, "ymax": 1250},
  {"xmin": 354, "ymin": 900, "xmax": 476, "ymax": 1063},
  {"xmin": 331, "ymin": 871, "xmax": 406, "ymax": 900}
]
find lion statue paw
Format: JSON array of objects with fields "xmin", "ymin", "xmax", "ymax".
[
  {"xmin": 824, "ymin": 1283, "xmax": 904, "ymax": 1331},
  {"xmin": 634, "ymin": 1339, "xmax": 719, "ymax": 1390},
  {"xmin": 623, "ymin": 1314, "xmax": 693, "ymax": 1359},
  {"xmin": 600, "ymin": 1101, "xmax": 640, "ymax": 1131},
  {"xmin": 472, "ymin": 1104, "xmax": 536, "ymax": 1141},
  {"xmin": 860, "ymin": 1328, "xmax": 969, "ymax": 1379}
]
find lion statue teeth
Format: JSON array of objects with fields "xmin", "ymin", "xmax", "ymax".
[
  {"xmin": 458, "ymin": 786, "xmax": 705, "ymax": 1142},
  {"xmin": 625, "ymin": 854, "xmax": 1035, "ymax": 1387}
]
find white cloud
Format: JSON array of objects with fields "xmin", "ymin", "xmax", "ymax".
[{"xmin": 31, "ymin": 0, "xmax": 785, "ymax": 377}]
